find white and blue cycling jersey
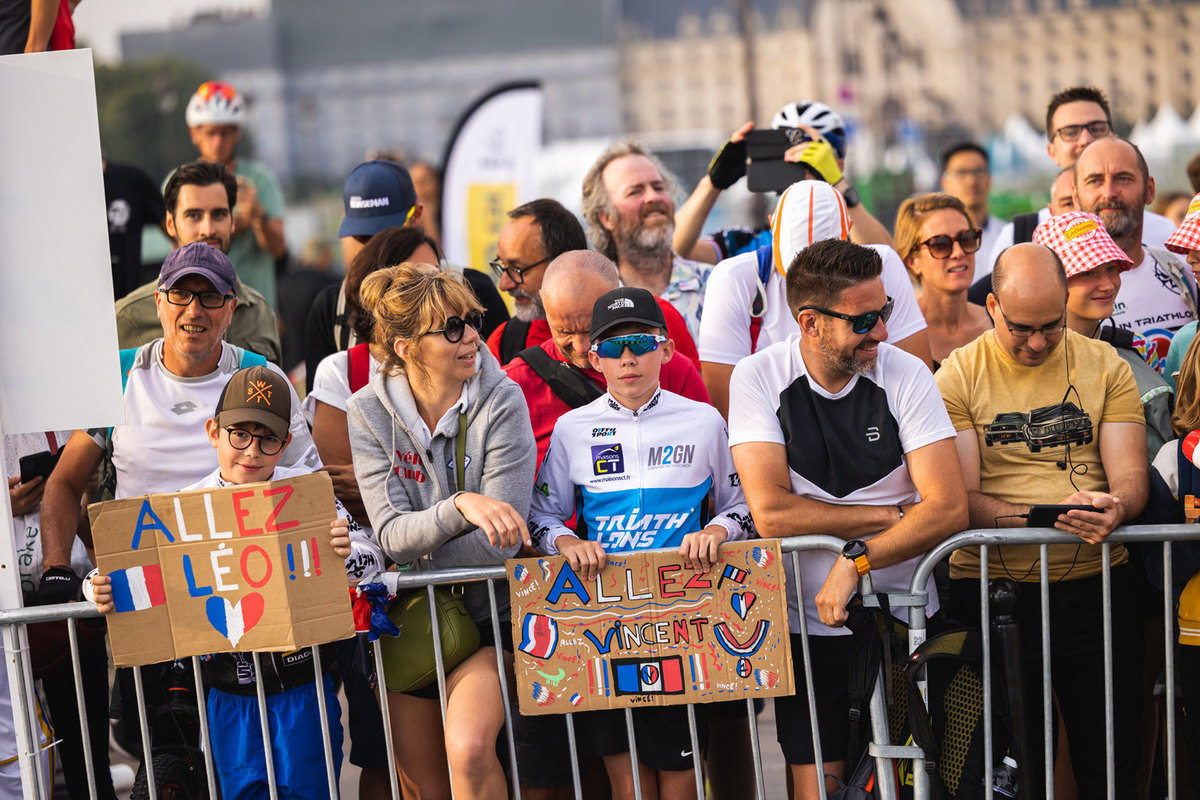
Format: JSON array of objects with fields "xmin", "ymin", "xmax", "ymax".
[{"xmin": 529, "ymin": 388, "xmax": 754, "ymax": 555}]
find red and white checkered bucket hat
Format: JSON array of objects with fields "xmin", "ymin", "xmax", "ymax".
[
  {"xmin": 1032, "ymin": 211, "xmax": 1133, "ymax": 278},
  {"xmin": 1166, "ymin": 193, "xmax": 1200, "ymax": 255}
]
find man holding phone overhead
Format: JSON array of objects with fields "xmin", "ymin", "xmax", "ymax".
[{"xmin": 935, "ymin": 242, "xmax": 1148, "ymax": 797}]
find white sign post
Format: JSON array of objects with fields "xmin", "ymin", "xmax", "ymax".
[{"xmin": 0, "ymin": 48, "xmax": 125, "ymax": 797}]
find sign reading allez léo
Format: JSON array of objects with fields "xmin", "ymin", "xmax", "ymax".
[
  {"xmin": 508, "ymin": 540, "xmax": 793, "ymax": 716},
  {"xmin": 90, "ymin": 472, "xmax": 354, "ymax": 667}
]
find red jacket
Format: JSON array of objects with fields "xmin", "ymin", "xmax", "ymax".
[
  {"xmin": 504, "ymin": 338, "xmax": 711, "ymax": 470},
  {"xmin": 487, "ymin": 298, "xmax": 702, "ymax": 372}
]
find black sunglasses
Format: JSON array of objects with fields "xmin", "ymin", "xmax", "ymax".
[
  {"xmin": 798, "ymin": 297, "xmax": 894, "ymax": 335},
  {"xmin": 424, "ymin": 310, "xmax": 485, "ymax": 343},
  {"xmin": 917, "ymin": 229, "xmax": 983, "ymax": 259}
]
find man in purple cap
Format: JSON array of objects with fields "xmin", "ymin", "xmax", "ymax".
[{"xmin": 41, "ymin": 242, "xmax": 319, "ymax": 592}]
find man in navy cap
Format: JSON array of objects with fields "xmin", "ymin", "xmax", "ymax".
[{"xmin": 338, "ymin": 159, "xmax": 422, "ymax": 266}]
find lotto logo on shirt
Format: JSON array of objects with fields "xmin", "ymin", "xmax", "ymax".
[{"xmin": 591, "ymin": 443, "xmax": 625, "ymax": 476}]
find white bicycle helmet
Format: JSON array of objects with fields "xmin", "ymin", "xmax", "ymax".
[
  {"xmin": 185, "ymin": 81, "xmax": 247, "ymax": 127},
  {"xmin": 771, "ymin": 101, "xmax": 847, "ymax": 156}
]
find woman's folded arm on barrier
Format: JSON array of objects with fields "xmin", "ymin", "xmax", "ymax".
[
  {"xmin": 815, "ymin": 436, "xmax": 968, "ymax": 627},
  {"xmin": 731, "ymin": 440, "xmax": 898, "ymax": 539}
]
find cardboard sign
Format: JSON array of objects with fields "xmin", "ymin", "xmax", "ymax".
[
  {"xmin": 90, "ymin": 472, "xmax": 354, "ymax": 667},
  {"xmin": 508, "ymin": 540, "xmax": 793, "ymax": 716}
]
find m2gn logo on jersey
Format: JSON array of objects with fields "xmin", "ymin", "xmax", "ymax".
[
  {"xmin": 591, "ymin": 444, "xmax": 625, "ymax": 476},
  {"xmin": 646, "ymin": 444, "xmax": 695, "ymax": 467}
]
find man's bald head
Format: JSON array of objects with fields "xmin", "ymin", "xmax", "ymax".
[
  {"xmin": 541, "ymin": 250, "xmax": 621, "ymax": 369},
  {"xmin": 992, "ymin": 243, "xmax": 1068, "ymax": 303},
  {"xmin": 988, "ymin": 243, "xmax": 1069, "ymax": 366}
]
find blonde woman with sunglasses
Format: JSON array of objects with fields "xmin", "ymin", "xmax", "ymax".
[
  {"xmin": 896, "ymin": 193, "xmax": 992, "ymax": 369},
  {"xmin": 347, "ymin": 262, "xmax": 536, "ymax": 800}
]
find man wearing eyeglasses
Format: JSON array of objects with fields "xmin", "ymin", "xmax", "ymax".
[
  {"xmin": 936, "ymin": 242, "xmax": 1148, "ymax": 798},
  {"xmin": 939, "ymin": 142, "xmax": 1006, "ymax": 280},
  {"xmin": 113, "ymin": 161, "xmax": 282, "ymax": 365},
  {"xmin": 40, "ymin": 243, "xmax": 318, "ymax": 597},
  {"xmin": 488, "ymin": 198, "xmax": 701, "ymax": 370},
  {"xmin": 982, "ymin": 86, "xmax": 1177, "ymax": 276},
  {"xmin": 727, "ymin": 238, "xmax": 967, "ymax": 797}
]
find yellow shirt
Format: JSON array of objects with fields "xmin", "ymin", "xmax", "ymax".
[{"xmin": 937, "ymin": 329, "xmax": 1144, "ymax": 581}]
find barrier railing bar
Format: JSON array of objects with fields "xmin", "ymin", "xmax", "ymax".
[
  {"xmin": 564, "ymin": 712, "xmax": 583, "ymax": 800},
  {"xmin": 745, "ymin": 696, "xmax": 765, "ymax": 800},
  {"xmin": 685, "ymin": 701, "xmax": 703, "ymax": 798},
  {"xmin": 1039, "ymin": 545, "xmax": 1053, "ymax": 800},
  {"xmin": 1101, "ymin": 544, "xmax": 1115, "ymax": 800},
  {"xmin": 64, "ymin": 618, "xmax": 97, "ymax": 800},
  {"xmin": 427, "ymin": 583, "xmax": 455, "ymax": 800},
  {"xmin": 788, "ymin": 548, "xmax": 825, "ymax": 800},
  {"xmin": 189, "ymin": 655, "xmax": 219, "ymax": 797},
  {"xmin": 624, "ymin": 707, "xmax": 643, "ymax": 800},
  {"xmin": 859, "ymin": 571, "xmax": 897, "ymax": 800},
  {"xmin": 8, "ymin": 623, "xmax": 49, "ymax": 800},
  {"xmin": 131, "ymin": 665, "xmax": 156, "ymax": 800},
  {"xmin": 250, "ymin": 651, "xmax": 280, "ymax": 800},
  {"xmin": 1163, "ymin": 543, "xmax": 1177, "ymax": 799},
  {"xmin": 371, "ymin": 635, "xmax": 402, "ymax": 800},
  {"xmin": 486, "ymin": 580, "xmax": 522, "ymax": 800},
  {"xmin": 980, "ymin": 545, "xmax": 993, "ymax": 800},
  {"xmin": 311, "ymin": 644, "xmax": 339, "ymax": 800}
]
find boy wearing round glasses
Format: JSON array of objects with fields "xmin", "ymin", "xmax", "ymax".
[
  {"xmin": 528, "ymin": 286, "xmax": 754, "ymax": 800},
  {"xmin": 91, "ymin": 365, "xmax": 380, "ymax": 799}
]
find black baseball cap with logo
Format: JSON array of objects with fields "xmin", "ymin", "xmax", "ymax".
[
  {"xmin": 215, "ymin": 366, "xmax": 291, "ymax": 440},
  {"xmin": 590, "ymin": 287, "xmax": 666, "ymax": 341}
]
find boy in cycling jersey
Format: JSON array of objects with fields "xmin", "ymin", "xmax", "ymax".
[{"xmin": 529, "ymin": 286, "xmax": 754, "ymax": 800}]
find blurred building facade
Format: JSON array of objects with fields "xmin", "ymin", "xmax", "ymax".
[{"xmin": 120, "ymin": 0, "xmax": 1200, "ymax": 184}]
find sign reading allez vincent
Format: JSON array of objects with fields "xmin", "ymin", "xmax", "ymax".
[{"xmin": 508, "ymin": 540, "xmax": 793, "ymax": 716}]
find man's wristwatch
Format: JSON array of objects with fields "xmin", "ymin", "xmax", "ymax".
[
  {"xmin": 841, "ymin": 184, "xmax": 861, "ymax": 209},
  {"xmin": 842, "ymin": 539, "xmax": 870, "ymax": 576}
]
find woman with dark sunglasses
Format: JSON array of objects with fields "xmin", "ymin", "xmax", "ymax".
[
  {"xmin": 346, "ymin": 261, "xmax": 536, "ymax": 800},
  {"xmin": 896, "ymin": 193, "xmax": 992, "ymax": 369}
]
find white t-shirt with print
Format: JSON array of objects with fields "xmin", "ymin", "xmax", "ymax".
[
  {"xmin": 1112, "ymin": 249, "xmax": 1196, "ymax": 373},
  {"xmin": 95, "ymin": 340, "xmax": 321, "ymax": 500},
  {"xmin": 698, "ymin": 243, "xmax": 927, "ymax": 366},
  {"xmin": 727, "ymin": 335, "xmax": 952, "ymax": 635}
]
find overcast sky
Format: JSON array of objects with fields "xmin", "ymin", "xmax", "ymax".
[{"xmin": 73, "ymin": 0, "xmax": 270, "ymax": 62}]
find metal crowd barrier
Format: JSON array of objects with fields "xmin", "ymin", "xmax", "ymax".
[{"xmin": 0, "ymin": 527, "xmax": 1195, "ymax": 799}]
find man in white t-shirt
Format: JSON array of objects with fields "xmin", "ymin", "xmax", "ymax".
[
  {"xmin": 727, "ymin": 238, "xmax": 967, "ymax": 797},
  {"xmin": 1074, "ymin": 137, "xmax": 1197, "ymax": 372},
  {"xmin": 41, "ymin": 243, "xmax": 318, "ymax": 596},
  {"xmin": 698, "ymin": 180, "xmax": 931, "ymax": 417}
]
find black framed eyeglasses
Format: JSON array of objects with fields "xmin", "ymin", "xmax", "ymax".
[
  {"xmin": 916, "ymin": 229, "xmax": 983, "ymax": 259},
  {"xmin": 798, "ymin": 296, "xmax": 893, "ymax": 335},
  {"xmin": 224, "ymin": 427, "xmax": 285, "ymax": 455},
  {"xmin": 489, "ymin": 256, "xmax": 550, "ymax": 285},
  {"xmin": 995, "ymin": 301, "xmax": 1067, "ymax": 339},
  {"xmin": 424, "ymin": 310, "xmax": 485, "ymax": 343},
  {"xmin": 159, "ymin": 288, "xmax": 233, "ymax": 309},
  {"xmin": 1051, "ymin": 120, "xmax": 1111, "ymax": 143}
]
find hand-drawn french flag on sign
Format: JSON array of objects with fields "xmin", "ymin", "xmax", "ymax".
[
  {"xmin": 518, "ymin": 613, "xmax": 559, "ymax": 659},
  {"xmin": 110, "ymin": 565, "xmax": 166, "ymax": 613}
]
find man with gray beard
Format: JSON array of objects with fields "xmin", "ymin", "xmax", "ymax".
[
  {"xmin": 1073, "ymin": 136, "xmax": 1197, "ymax": 373},
  {"xmin": 583, "ymin": 140, "xmax": 715, "ymax": 339},
  {"xmin": 488, "ymin": 199, "xmax": 588, "ymax": 364}
]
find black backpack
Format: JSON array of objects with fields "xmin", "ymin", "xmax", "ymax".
[{"xmin": 844, "ymin": 596, "xmax": 1014, "ymax": 799}]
